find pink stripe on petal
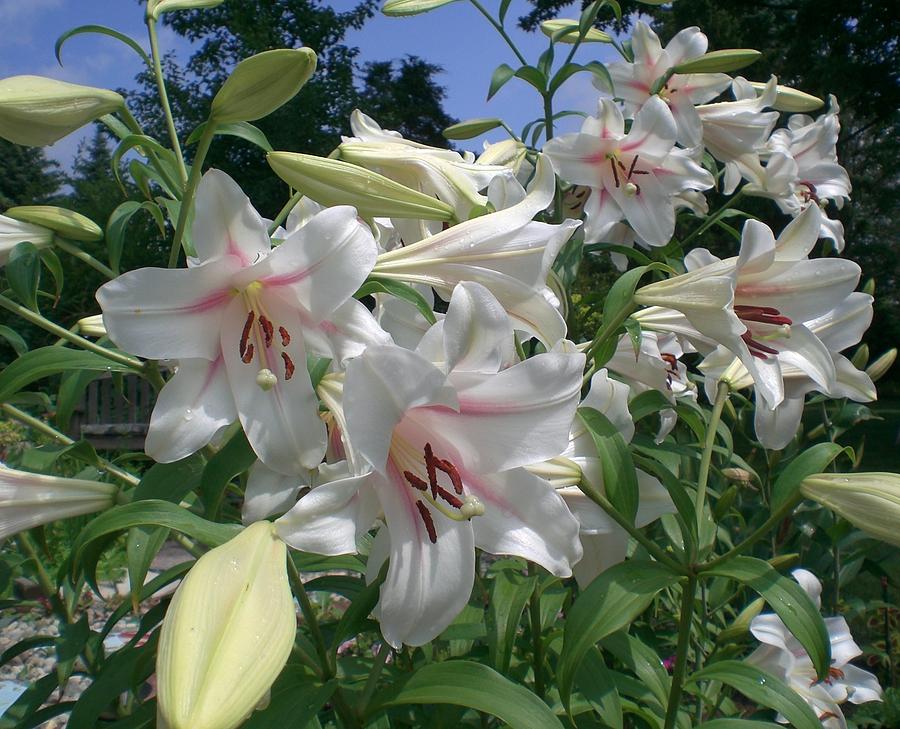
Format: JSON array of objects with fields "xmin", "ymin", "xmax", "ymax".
[{"xmin": 185, "ymin": 288, "xmax": 233, "ymax": 314}]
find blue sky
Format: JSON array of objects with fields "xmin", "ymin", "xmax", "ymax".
[{"xmin": 0, "ymin": 0, "xmax": 621, "ymax": 168}]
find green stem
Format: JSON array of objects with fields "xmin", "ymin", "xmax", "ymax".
[
  {"xmin": 680, "ymin": 190, "xmax": 745, "ymax": 249},
  {"xmin": 468, "ymin": 0, "xmax": 529, "ymax": 66},
  {"xmin": 0, "ymin": 294, "xmax": 143, "ymax": 371},
  {"xmin": 701, "ymin": 494, "xmax": 802, "ymax": 571},
  {"xmin": 268, "ymin": 191, "xmax": 303, "ymax": 236},
  {"xmin": 168, "ymin": 121, "xmax": 216, "ymax": 268},
  {"xmin": 116, "ymin": 108, "xmax": 182, "ymax": 197},
  {"xmin": 579, "ymin": 478, "xmax": 688, "ymax": 575},
  {"xmin": 146, "ymin": 19, "xmax": 188, "ymax": 186},
  {"xmin": 53, "ymin": 238, "xmax": 116, "ymax": 279},
  {"xmin": 560, "ymin": 0, "xmax": 605, "ymax": 68},
  {"xmin": 584, "ymin": 302, "xmax": 637, "ymax": 364},
  {"xmin": 542, "ymin": 93, "xmax": 555, "ymax": 142},
  {"xmin": 695, "ymin": 381, "xmax": 729, "ymax": 541},
  {"xmin": 527, "ymin": 562, "xmax": 546, "ymax": 699},
  {"xmin": 359, "ymin": 641, "xmax": 392, "ymax": 716},
  {"xmin": 663, "ymin": 575, "xmax": 697, "ymax": 729},
  {"xmin": 1, "ymin": 403, "xmax": 141, "ymax": 487},
  {"xmin": 16, "ymin": 533, "xmax": 73, "ymax": 623}
]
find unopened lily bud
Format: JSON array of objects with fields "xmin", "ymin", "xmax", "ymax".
[
  {"xmin": 672, "ymin": 49, "xmax": 761, "ymax": 74},
  {"xmin": 148, "ymin": 0, "xmax": 225, "ymax": 20},
  {"xmin": 476, "ymin": 139, "xmax": 526, "ymax": 171},
  {"xmin": 850, "ymin": 343, "xmax": 870, "ymax": 370},
  {"xmin": 866, "ymin": 348, "xmax": 896, "ymax": 382},
  {"xmin": 0, "ymin": 76, "xmax": 123, "ymax": 147},
  {"xmin": 721, "ymin": 467, "xmax": 754, "ymax": 485},
  {"xmin": 268, "ymin": 152, "xmax": 455, "ymax": 221},
  {"xmin": 750, "ymin": 82, "xmax": 824, "ymax": 112},
  {"xmin": 862, "ymin": 277, "xmax": 875, "ymax": 296},
  {"xmin": 382, "ymin": 0, "xmax": 459, "ymax": 16},
  {"xmin": 0, "ymin": 214, "xmax": 53, "ymax": 265},
  {"xmin": 5, "ymin": 206, "xmax": 102, "ymax": 242},
  {"xmin": 801, "ymin": 472, "xmax": 900, "ymax": 547},
  {"xmin": 157, "ymin": 521, "xmax": 296, "ymax": 729},
  {"xmin": 443, "ymin": 118, "xmax": 504, "ymax": 141},
  {"xmin": 768, "ymin": 553, "xmax": 800, "ymax": 571},
  {"xmin": 539, "ymin": 19, "xmax": 612, "ymax": 44},
  {"xmin": 256, "ymin": 368, "xmax": 278, "ymax": 391},
  {"xmin": 0, "ymin": 466, "xmax": 116, "ymax": 540},
  {"xmin": 717, "ymin": 597, "xmax": 765, "ymax": 644},
  {"xmin": 211, "ymin": 49, "xmax": 317, "ymax": 124},
  {"xmin": 77, "ymin": 314, "xmax": 107, "ymax": 338}
]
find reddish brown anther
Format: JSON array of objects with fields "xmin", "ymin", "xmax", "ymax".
[
  {"xmin": 404, "ymin": 471, "xmax": 428, "ymax": 491},
  {"xmin": 436, "ymin": 485, "xmax": 463, "ymax": 509},
  {"xmin": 259, "ymin": 315, "xmax": 274, "ymax": 348},
  {"xmin": 435, "ymin": 457, "xmax": 464, "ymax": 495},
  {"xmin": 281, "ymin": 352, "xmax": 295, "ymax": 380},
  {"xmin": 239, "ymin": 310, "xmax": 255, "ymax": 357},
  {"xmin": 279, "ymin": 326, "xmax": 291, "ymax": 347},
  {"xmin": 415, "ymin": 501, "xmax": 437, "ymax": 544},
  {"xmin": 741, "ymin": 331, "xmax": 779, "ymax": 358},
  {"xmin": 735, "ymin": 305, "xmax": 792, "ymax": 327},
  {"xmin": 424, "ymin": 443, "xmax": 438, "ymax": 499},
  {"xmin": 610, "ymin": 157, "xmax": 621, "ymax": 187},
  {"xmin": 242, "ymin": 342, "xmax": 255, "ymax": 364}
]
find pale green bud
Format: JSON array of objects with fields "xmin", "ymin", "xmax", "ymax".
[
  {"xmin": 157, "ymin": 521, "xmax": 296, "ymax": 729},
  {"xmin": 476, "ymin": 139, "xmax": 526, "ymax": 170},
  {"xmin": 77, "ymin": 314, "xmax": 107, "ymax": 338},
  {"xmin": 850, "ymin": 343, "xmax": 870, "ymax": 370},
  {"xmin": 443, "ymin": 118, "xmax": 504, "ymax": 141},
  {"xmin": 862, "ymin": 277, "xmax": 876, "ymax": 296},
  {"xmin": 717, "ymin": 597, "xmax": 765, "ymax": 644},
  {"xmin": 5, "ymin": 206, "xmax": 102, "ymax": 242},
  {"xmin": 866, "ymin": 348, "xmax": 897, "ymax": 383},
  {"xmin": 148, "ymin": 0, "xmax": 225, "ymax": 20},
  {"xmin": 750, "ymin": 82, "xmax": 824, "ymax": 112},
  {"xmin": 539, "ymin": 19, "xmax": 612, "ymax": 44},
  {"xmin": 672, "ymin": 49, "xmax": 762, "ymax": 75},
  {"xmin": 382, "ymin": 0, "xmax": 459, "ymax": 17},
  {"xmin": 211, "ymin": 49, "xmax": 317, "ymax": 125},
  {"xmin": 0, "ymin": 76, "xmax": 124, "ymax": 147},
  {"xmin": 267, "ymin": 152, "xmax": 456, "ymax": 221},
  {"xmin": 801, "ymin": 472, "xmax": 900, "ymax": 547}
]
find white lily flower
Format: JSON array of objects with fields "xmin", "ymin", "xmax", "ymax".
[
  {"xmin": 0, "ymin": 214, "xmax": 53, "ymax": 265},
  {"xmin": 696, "ymin": 76, "xmax": 780, "ymax": 194},
  {"xmin": 276, "ymin": 282, "xmax": 584, "ymax": 647},
  {"xmin": 371, "ymin": 156, "xmax": 579, "ymax": 346},
  {"xmin": 97, "ymin": 169, "xmax": 386, "ymax": 475},
  {"xmin": 750, "ymin": 96, "xmax": 851, "ymax": 250},
  {"xmin": 527, "ymin": 370, "xmax": 676, "ymax": 587},
  {"xmin": 599, "ymin": 21, "xmax": 732, "ymax": 147},
  {"xmin": 746, "ymin": 569, "xmax": 882, "ymax": 728},
  {"xmin": 543, "ymin": 96, "xmax": 714, "ymax": 246},
  {"xmin": 635, "ymin": 205, "xmax": 861, "ymax": 408},
  {"xmin": 0, "ymin": 465, "xmax": 117, "ymax": 540},
  {"xmin": 339, "ymin": 110, "xmax": 515, "ymax": 243},
  {"xmin": 700, "ymin": 292, "xmax": 875, "ymax": 449}
]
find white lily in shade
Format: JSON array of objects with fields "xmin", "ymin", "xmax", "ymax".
[
  {"xmin": 751, "ymin": 97, "xmax": 851, "ymax": 249},
  {"xmin": 695, "ymin": 76, "xmax": 780, "ymax": 194},
  {"xmin": 701, "ymin": 292, "xmax": 875, "ymax": 449},
  {"xmin": 527, "ymin": 370, "xmax": 676, "ymax": 586},
  {"xmin": 598, "ymin": 21, "xmax": 732, "ymax": 147},
  {"xmin": 634, "ymin": 205, "xmax": 861, "ymax": 408},
  {"xmin": 275, "ymin": 282, "xmax": 584, "ymax": 647},
  {"xmin": 0, "ymin": 466, "xmax": 117, "ymax": 540},
  {"xmin": 371, "ymin": 156, "xmax": 579, "ymax": 346},
  {"xmin": 97, "ymin": 169, "xmax": 384, "ymax": 475},
  {"xmin": 339, "ymin": 109, "xmax": 515, "ymax": 243},
  {"xmin": 543, "ymin": 97, "xmax": 714, "ymax": 246},
  {"xmin": 0, "ymin": 214, "xmax": 53, "ymax": 264},
  {"xmin": 746, "ymin": 569, "xmax": 882, "ymax": 728}
]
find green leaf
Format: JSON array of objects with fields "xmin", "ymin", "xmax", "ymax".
[
  {"xmin": 56, "ymin": 370, "xmax": 104, "ymax": 431},
  {"xmin": 199, "ymin": 429, "xmax": 257, "ymax": 516},
  {"xmin": 487, "ymin": 568, "xmax": 537, "ymax": 673},
  {"xmin": 702, "ymin": 556, "xmax": 831, "ymax": 679},
  {"xmin": 498, "ymin": 0, "xmax": 512, "ymax": 24},
  {"xmin": 370, "ymin": 661, "xmax": 565, "ymax": 729},
  {"xmin": 7, "ymin": 241, "xmax": 41, "ymax": 311},
  {"xmin": 576, "ymin": 648, "xmax": 623, "ymax": 729},
  {"xmin": 688, "ymin": 661, "xmax": 821, "ymax": 729},
  {"xmin": 186, "ymin": 120, "xmax": 274, "ymax": 152},
  {"xmin": 443, "ymin": 117, "xmax": 504, "ymax": 140},
  {"xmin": 38, "ymin": 248, "xmax": 64, "ymax": 302},
  {"xmin": 558, "ymin": 561, "xmax": 680, "ymax": 709},
  {"xmin": 771, "ymin": 442, "xmax": 848, "ymax": 509},
  {"xmin": 112, "ymin": 134, "xmax": 177, "ymax": 190},
  {"xmin": 628, "ymin": 390, "xmax": 673, "ymax": 424},
  {"xmin": 56, "ymin": 24, "xmax": 151, "ymax": 68},
  {"xmin": 126, "ymin": 526, "xmax": 169, "ymax": 611},
  {"xmin": 696, "ymin": 721, "xmax": 784, "ymax": 729},
  {"xmin": 0, "ymin": 325, "xmax": 27, "ymax": 356},
  {"xmin": 549, "ymin": 62, "xmax": 587, "ymax": 95},
  {"xmin": 71, "ymin": 500, "xmax": 240, "ymax": 581},
  {"xmin": 106, "ymin": 201, "xmax": 141, "ymax": 275},
  {"xmin": 55, "ymin": 614, "xmax": 90, "ymax": 686},
  {"xmin": 515, "ymin": 65, "xmax": 548, "ymax": 93},
  {"xmin": 330, "ymin": 562, "xmax": 388, "ymax": 651},
  {"xmin": 577, "ymin": 407, "xmax": 640, "ymax": 523},
  {"xmin": 356, "ymin": 277, "xmax": 437, "ymax": 325},
  {"xmin": 488, "ymin": 63, "xmax": 516, "ymax": 100},
  {"xmin": 583, "ymin": 61, "xmax": 613, "ymax": 93},
  {"xmin": 0, "ymin": 346, "xmax": 136, "ymax": 403},
  {"xmin": 601, "ymin": 632, "xmax": 670, "ymax": 710},
  {"xmin": 243, "ymin": 674, "xmax": 337, "ymax": 727}
]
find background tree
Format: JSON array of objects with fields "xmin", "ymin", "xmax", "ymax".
[{"xmin": 0, "ymin": 141, "xmax": 61, "ymax": 210}]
